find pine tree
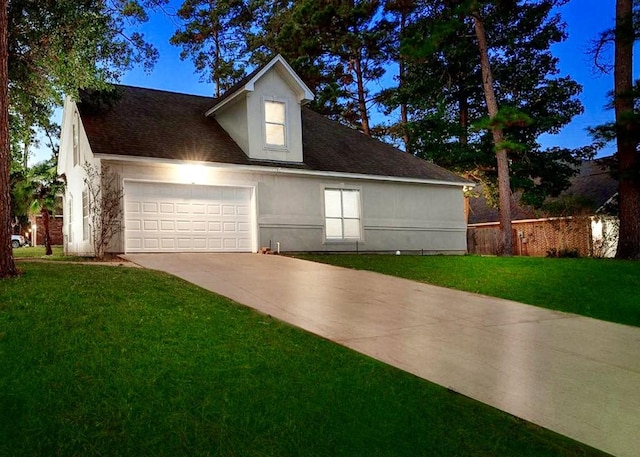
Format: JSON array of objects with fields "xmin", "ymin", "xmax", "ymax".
[{"xmin": 170, "ymin": 0, "xmax": 249, "ymax": 97}]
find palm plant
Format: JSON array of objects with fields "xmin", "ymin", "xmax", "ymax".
[{"xmin": 28, "ymin": 159, "xmax": 64, "ymax": 256}]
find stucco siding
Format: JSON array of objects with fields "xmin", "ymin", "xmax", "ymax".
[
  {"xmin": 59, "ymin": 99, "xmax": 100, "ymax": 256},
  {"xmin": 213, "ymin": 97, "xmax": 250, "ymax": 155},
  {"xmin": 103, "ymin": 160, "xmax": 467, "ymax": 254}
]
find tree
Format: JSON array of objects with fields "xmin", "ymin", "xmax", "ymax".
[
  {"xmin": 83, "ymin": 163, "xmax": 124, "ymax": 260},
  {"xmin": 470, "ymin": 4, "xmax": 513, "ymax": 255},
  {"xmin": 613, "ymin": 0, "xmax": 640, "ymax": 259},
  {"xmin": 170, "ymin": 0, "xmax": 249, "ymax": 97},
  {"xmin": 393, "ymin": 0, "xmax": 586, "ymax": 255},
  {"xmin": 245, "ymin": 0, "xmax": 392, "ymax": 134},
  {"xmin": 591, "ymin": 0, "xmax": 640, "ymax": 259},
  {"xmin": 28, "ymin": 159, "xmax": 65, "ymax": 256},
  {"xmin": 1, "ymin": 0, "xmax": 168, "ymax": 277},
  {"xmin": 1, "ymin": 0, "xmax": 16, "ymax": 277}
]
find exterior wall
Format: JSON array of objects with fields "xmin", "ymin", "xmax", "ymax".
[
  {"xmin": 214, "ymin": 65, "xmax": 304, "ymax": 163},
  {"xmin": 58, "ymin": 98, "xmax": 101, "ymax": 256},
  {"xmin": 105, "ymin": 159, "xmax": 468, "ymax": 254},
  {"xmin": 28, "ymin": 215, "xmax": 64, "ymax": 246},
  {"xmin": 214, "ymin": 96, "xmax": 249, "ymax": 155},
  {"xmin": 468, "ymin": 217, "xmax": 593, "ymax": 257}
]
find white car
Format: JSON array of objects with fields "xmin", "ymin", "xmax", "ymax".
[{"xmin": 11, "ymin": 234, "xmax": 27, "ymax": 248}]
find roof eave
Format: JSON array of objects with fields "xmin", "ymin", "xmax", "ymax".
[{"xmin": 95, "ymin": 153, "xmax": 469, "ymax": 187}]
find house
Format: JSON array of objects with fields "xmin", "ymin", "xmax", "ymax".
[
  {"xmin": 467, "ymin": 158, "xmax": 619, "ymax": 257},
  {"xmin": 58, "ymin": 55, "xmax": 469, "ymax": 256}
]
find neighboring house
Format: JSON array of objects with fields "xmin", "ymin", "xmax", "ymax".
[
  {"xmin": 58, "ymin": 55, "xmax": 469, "ymax": 256},
  {"xmin": 467, "ymin": 158, "xmax": 619, "ymax": 257},
  {"xmin": 28, "ymin": 214, "xmax": 64, "ymax": 246}
]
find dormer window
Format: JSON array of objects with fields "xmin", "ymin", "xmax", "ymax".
[{"xmin": 264, "ymin": 99, "xmax": 286, "ymax": 147}]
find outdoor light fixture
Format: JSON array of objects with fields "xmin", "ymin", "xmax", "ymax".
[{"xmin": 179, "ymin": 163, "xmax": 208, "ymax": 185}]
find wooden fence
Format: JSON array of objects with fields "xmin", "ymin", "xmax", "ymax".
[{"xmin": 467, "ymin": 217, "xmax": 592, "ymax": 256}]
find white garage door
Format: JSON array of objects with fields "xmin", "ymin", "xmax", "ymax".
[{"xmin": 125, "ymin": 182, "xmax": 252, "ymax": 252}]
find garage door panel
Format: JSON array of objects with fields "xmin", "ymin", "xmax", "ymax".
[
  {"xmin": 143, "ymin": 220, "xmax": 158, "ymax": 231},
  {"xmin": 126, "ymin": 182, "xmax": 252, "ymax": 252},
  {"xmin": 160, "ymin": 220, "xmax": 175, "ymax": 231},
  {"xmin": 127, "ymin": 202, "xmax": 141, "ymax": 213},
  {"xmin": 207, "ymin": 204, "xmax": 221, "ymax": 215},
  {"xmin": 143, "ymin": 202, "xmax": 158, "ymax": 213},
  {"xmin": 160, "ymin": 203, "xmax": 174, "ymax": 214},
  {"xmin": 192, "ymin": 221, "xmax": 207, "ymax": 232},
  {"xmin": 144, "ymin": 238, "xmax": 159, "ymax": 249},
  {"xmin": 192, "ymin": 203, "xmax": 206, "ymax": 214},
  {"xmin": 161, "ymin": 238, "xmax": 176, "ymax": 249}
]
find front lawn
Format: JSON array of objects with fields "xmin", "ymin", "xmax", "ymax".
[
  {"xmin": 295, "ymin": 255, "xmax": 640, "ymax": 327},
  {"xmin": 0, "ymin": 263, "xmax": 604, "ymax": 456},
  {"xmin": 12, "ymin": 245, "xmax": 64, "ymax": 258}
]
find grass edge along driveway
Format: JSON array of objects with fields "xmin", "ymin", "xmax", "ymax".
[
  {"xmin": 295, "ymin": 254, "xmax": 640, "ymax": 328},
  {"xmin": 0, "ymin": 262, "xmax": 606, "ymax": 456}
]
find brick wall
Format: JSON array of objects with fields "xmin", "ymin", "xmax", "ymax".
[{"xmin": 29, "ymin": 215, "xmax": 64, "ymax": 246}]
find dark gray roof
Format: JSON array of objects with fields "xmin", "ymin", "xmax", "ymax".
[
  {"xmin": 467, "ymin": 158, "xmax": 618, "ymax": 224},
  {"xmin": 78, "ymin": 85, "xmax": 466, "ymax": 184},
  {"xmin": 559, "ymin": 159, "xmax": 618, "ymax": 210}
]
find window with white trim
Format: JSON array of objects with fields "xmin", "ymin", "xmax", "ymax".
[
  {"xmin": 324, "ymin": 188, "xmax": 361, "ymax": 241},
  {"xmin": 82, "ymin": 189, "xmax": 89, "ymax": 241},
  {"xmin": 264, "ymin": 100, "xmax": 286, "ymax": 147},
  {"xmin": 67, "ymin": 196, "xmax": 73, "ymax": 243},
  {"xmin": 73, "ymin": 112, "xmax": 80, "ymax": 167}
]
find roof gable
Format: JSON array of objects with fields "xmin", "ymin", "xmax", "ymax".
[{"xmin": 205, "ymin": 55, "xmax": 314, "ymax": 116}]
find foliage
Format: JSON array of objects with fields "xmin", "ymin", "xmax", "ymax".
[
  {"xmin": 590, "ymin": 0, "xmax": 640, "ymax": 259},
  {"xmin": 6, "ymin": 0, "xmax": 169, "ymax": 153},
  {"xmin": 297, "ymin": 254, "xmax": 640, "ymax": 327},
  {"xmin": 83, "ymin": 162, "xmax": 124, "ymax": 260},
  {"xmin": 2, "ymin": 0, "xmax": 168, "ymax": 277},
  {"xmin": 391, "ymin": 0, "xmax": 589, "ymax": 208},
  {"xmin": 27, "ymin": 158, "xmax": 65, "ymax": 255},
  {"xmin": 546, "ymin": 247, "xmax": 580, "ymax": 258},
  {"xmin": 0, "ymin": 261, "xmax": 608, "ymax": 456},
  {"xmin": 170, "ymin": 0, "xmax": 249, "ymax": 97}
]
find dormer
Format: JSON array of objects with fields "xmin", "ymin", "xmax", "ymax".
[{"xmin": 206, "ymin": 55, "xmax": 314, "ymax": 163}]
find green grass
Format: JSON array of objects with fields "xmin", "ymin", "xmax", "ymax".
[
  {"xmin": 0, "ymin": 263, "xmax": 605, "ymax": 456},
  {"xmin": 295, "ymin": 254, "xmax": 640, "ymax": 327},
  {"xmin": 13, "ymin": 245, "xmax": 64, "ymax": 258}
]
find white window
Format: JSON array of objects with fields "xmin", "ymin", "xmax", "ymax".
[
  {"xmin": 324, "ymin": 189, "xmax": 361, "ymax": 241},
  {"xmin": 67, "ymin": 196, "xmax": 73, "ymax": 243},
  {"xmin": 82, "ymin": 189, "xmax": 89, "ymax": 241},
  {"xmin": 73, "ymin": 112, "xmax": 80, "ymax": 167},
  {"xmin": 264, "ymin": 100, "xmax": 286, "ymax": 147}
]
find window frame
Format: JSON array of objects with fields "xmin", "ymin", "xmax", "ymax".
[
  {"xmin": 323, "ymin": 187, "xmax": 363, "ymax": 242},
  {"xmin": 67, "ymin": 195, "xmax": 73, "ymax": 244},
  {"xmin": 262, "ymin": 97, "xmax": 288, "ymax": 149},
  {"xmin": 82, "ymin": 189, "xmax": 90, "ymax": 242}
]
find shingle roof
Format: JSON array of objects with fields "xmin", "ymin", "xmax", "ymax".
[
  {"xmin": 559, "ymin": 159, "xmax": 618, "ymax": 210},
  {"xmin": 467, "ymin": 158, "xmax": 618, "ymax": 224},
  {"xmin": 78, "ymin": 85, "xmax": 467, "ymax": 184}
]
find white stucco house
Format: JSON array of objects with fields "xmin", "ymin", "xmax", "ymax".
[{"xmin": 58, "ymin": 55, "xmax": 469, "ymax": 256}]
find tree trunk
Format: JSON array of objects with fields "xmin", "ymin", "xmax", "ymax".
[
  {"xmin": 399, "ymin": 9, "xmax": 410, "ymax": 153},
  {"xmin": 459, "ymin": 92, "xmax": 469, "ymax": 145},
  {"xmin": 41, "ymin": 208, "xmax": 52, "ymax": 256},
  {"xmin": 352, "ymin": 55, "xmax": 371, "ymax": 136},
  {"xmin": 0, "ymin": 0, "xmax": 18, "ymax": 278},
  {"xmin": 472, "ymin": 9, "xmax": 513, "ymax": 256},
  {"xmin": 614, "ymin": 0, "xmax": 640, "ymax": 259}
]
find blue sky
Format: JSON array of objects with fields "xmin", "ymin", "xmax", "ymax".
[{"xmin": 34, "ymin": 0, "xmax": 625, "ymax": 163}]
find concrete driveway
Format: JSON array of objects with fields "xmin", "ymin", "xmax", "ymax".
[{"xmin": 124, "ymin": 253, "xmax": 640, "ymax": 457}]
